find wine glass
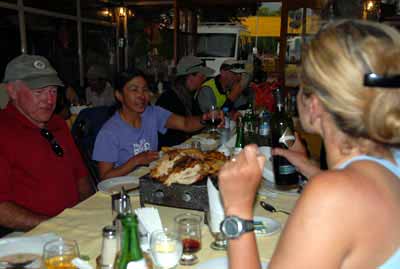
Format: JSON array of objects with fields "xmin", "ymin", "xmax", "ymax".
[
  {"xmin": 206, "ymin": 211, "xmax": 227, "ymax": 251},
  {"xmin": 150, "ymin": 228, "xmax": 183, "ymax": 269},
  {"xmin": 207, "ymin": 105, "xmax": 221, "ymax": 135},
  {"xmin": 43, "ymin": 238, "xmax": 80, "ymax": 269},
  {"xmin": 174, "ymin": 213, "xmax": 202, "ymax": 265}
]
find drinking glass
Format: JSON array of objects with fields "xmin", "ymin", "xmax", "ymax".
[
  {"xmin": 206, "ymin": 211, "xmax": 227, "ymax": 251},
  {"xmin": 43, "ymin": 238, "xmax": 79, "ymax": 269},
  {"xmin": 174, "ymin": 213, "xmax": 202, "ymax": 265},
  {"xmin": 207, "ymin": 105, "xmax": 221, "ymax": 134},
  {"xmin": 150, "ymin": 228, "xmax": 183, "ymax": 269}
]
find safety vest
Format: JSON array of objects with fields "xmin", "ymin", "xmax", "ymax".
[{"xmin": 202, "ymin": 79, "xmax": 227, "ymax": 109}]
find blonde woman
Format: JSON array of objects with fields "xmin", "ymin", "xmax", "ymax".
[{"xmin": 218, "ymin": 20, "xmax": 400, "ymax": 269}]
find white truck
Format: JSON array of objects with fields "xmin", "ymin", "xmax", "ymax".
[{"xmin": 196, "ymin": 22, "xmax": 252, "ymax": 74}]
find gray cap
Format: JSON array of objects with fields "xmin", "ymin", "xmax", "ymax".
[
  {"xmin": 3, "ymin": 54, "xmax": 63, "ymax": 88},
  {"xmin": 221, "ymin": 59, "xmax": 246, "ymax": 73},
  {"xmin": 87, "ymin": 64, "xmax": 109, "ymax": 80},
  {"xmin": 176, "ymin": 56, "xmax": 215, "ymax": 77}
]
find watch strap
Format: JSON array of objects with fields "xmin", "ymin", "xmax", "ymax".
[{"xmin": 243, "ymin": 219, "xmax": 255, "ymax": 233}]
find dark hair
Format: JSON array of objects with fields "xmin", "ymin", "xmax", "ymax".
[
  {"xmin": 114, "ymin": 69, "xmax": 148, "ymax": 109},
  {"xmin": 115, "ymin": 69, "xmax": 147, "ymax": 92}
]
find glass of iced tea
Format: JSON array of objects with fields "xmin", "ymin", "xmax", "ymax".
[
  {"xmin": 43, "ymin": 238, "xmax": 79, "ymax": 269},
  {"xmin": 174, "ymin": 213, "xmax": 202, "ymax": 266}
]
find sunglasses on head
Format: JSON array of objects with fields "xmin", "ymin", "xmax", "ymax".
[
  {"xmin": 364, "ymin": 73, "xmax": 400, "ymax": 88},
  {"xmin": 40, "ymin": 128, "xmax": 64, "ymax": 157}
]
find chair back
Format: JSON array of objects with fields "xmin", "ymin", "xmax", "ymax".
[{"xmin": 71, "ymin": 105, "xmax": 117, "ymax": 190}]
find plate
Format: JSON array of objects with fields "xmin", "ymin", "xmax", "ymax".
[
  {"xmin": 97, "ymin": 176, "xmax": 140, "ymax": 196},
  {"xmin": 254, "ymin": 216, "xmax": 281, "ymax": 237},
  {"xmin": 196, "ymin": 257, "xmax": 268, "ymax": 269},
  {"xmin": 0, "ymin": 233, "xmax": 59, "ymax": 269}
]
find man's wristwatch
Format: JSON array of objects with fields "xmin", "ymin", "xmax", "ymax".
[{"xmin": 220, "ymin": 215, "xmax": 254, "ymax": 239}]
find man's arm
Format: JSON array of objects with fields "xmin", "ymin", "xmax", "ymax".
[
  {"xmin": 76, "ymin": 176, "xmax": 94, "ymax": 201},
  {"xmin": 197, "ymin": 86, "xmax": 217, "ymax": 113},
  {"xmin": 0, "ymin": 201, "xmax": 49, "ymax": 231}
]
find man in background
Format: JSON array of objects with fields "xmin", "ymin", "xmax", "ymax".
[
  {"xmin": 0, "ymin": 54, "xmax": 93, "ymax": 236},
  {"xmin": 196, "ymin": 59, "xmax": 247, "ymax": 113},
  {"xmin": 156, "ymin": 56, "xmax": 214, "ymax": 147},
  {"xmin": 85, "ymin": 64, "xmax": 115, "ymax": 106}
]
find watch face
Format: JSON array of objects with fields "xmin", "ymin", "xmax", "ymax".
[{"xmin": 225, "ymin": 218, "xmax": 239, "ymax": 235}]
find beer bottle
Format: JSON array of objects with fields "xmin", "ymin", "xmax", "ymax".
[
  {"xmin": 116, "ymin": 214, "xmax": 148, "ymax": 269},
  {"xmin": 270, "ymin": 88, "xmax": 299, "ymax": 186},
  {"xmin": 233, "ymin": 116, "xmax": 244, "ymax": 155}
]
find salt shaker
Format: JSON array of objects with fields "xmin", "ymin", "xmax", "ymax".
[{"xmin": 100, "ymin": 225, "xmax": 117, "ymax": 269}]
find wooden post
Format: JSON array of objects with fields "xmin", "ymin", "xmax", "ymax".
[
  {"xmin": 173, "ymin": 0, "xmax": 179, "ymax": 65},
  {"xmin": 279, "ymin": 0, "xmax": 288, "ymax": 87}
]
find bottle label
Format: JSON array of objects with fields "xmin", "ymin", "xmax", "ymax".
[
  {"xmin": 127, "ymin": 259, "xmax": 148, "ymax": 269},
  {"xmin": 259, "ymin": 122, "xmax": 270, "ymax": 136},
  {"xmin": 279, "ymin": 164, "xmax": 296, "ymax": 175},
  {"xmin": 278, "ymin": 127, "xmax": 295, "ymax": 148}
]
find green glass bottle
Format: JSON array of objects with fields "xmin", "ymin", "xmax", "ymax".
[
  {"xmin": 270, "ymin": 88, "xmax": 299, "ymax": 186},
  {"xmin": 233, "ymin": 116, "xmax": 244, "ymax": 155},
  {"xmin": 116, "ymin": 214, "xmax": 147, "ymax": 269}
]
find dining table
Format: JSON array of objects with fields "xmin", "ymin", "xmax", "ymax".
[{"xmin": 25, "ymin": 181, "xmax": 299, "ymax": 269}]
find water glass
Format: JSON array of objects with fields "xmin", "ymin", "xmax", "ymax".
[
  {"xmin": 43, "ymin": 238, "xmax": 79, "ymax": 269},
  {"xmin": 150, "ymin": 228, "xmax": 182, "ymax": 269},
  {"xmin": 174, "ymin": 213, "xmax": 202, "ymax": 265},
  {"xmin": 206, "ymin": 211, "xmax": 227, "ymax": 251}
]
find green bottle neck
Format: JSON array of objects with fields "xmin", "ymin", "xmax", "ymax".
[{"xmin": 119, "ymin": 214, "xmax": 143, "ymax": 267}]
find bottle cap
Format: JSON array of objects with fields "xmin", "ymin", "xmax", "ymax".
[{"xmin": 102, "ymin": 225, "xmax": 116, "ymax": 238}]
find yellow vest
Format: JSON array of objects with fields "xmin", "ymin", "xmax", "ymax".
[{"xmin": 202, "ymin": 79, "xmax": 227, "ymax": 109}]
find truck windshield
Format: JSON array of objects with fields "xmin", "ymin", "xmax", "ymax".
[{"xmin": 196, "ymin": 33, "xmax": 236, "ymax": 57}]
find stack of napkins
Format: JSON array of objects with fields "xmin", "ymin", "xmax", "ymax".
[{"xmin": 134, "ymin": 207, "xmax": 163, "ymax": 235}]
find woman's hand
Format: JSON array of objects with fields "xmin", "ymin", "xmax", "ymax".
[
  {"xmin": 218, "ymin": 145, "xmax": 265, "ymax": 219},
  {"xmin": 132, "ymin": 151, "xmax": 159, "ymax": 166},
  {"xmin": 271, "ymin": 132, "xmax": 321, "ymax": 178}
]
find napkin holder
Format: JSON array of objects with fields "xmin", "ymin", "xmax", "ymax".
[{"xmin": 139, "ymin": 175, "xmax": 210, "ymax": 212}]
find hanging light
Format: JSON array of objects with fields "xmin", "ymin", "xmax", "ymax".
[
  {"xmin": 100, "ymin": 8, "xmax": 112, "ymax": 17},
  {"xmin": 367, "ymin": 1, "xmax": 375, "ymax": 11},
  {"xmin": 118, "ymin": 6, "xmax": 127, "ymax": 17}
]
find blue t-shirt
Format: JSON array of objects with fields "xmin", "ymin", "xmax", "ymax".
[{"xmin": 92, "ymin": 105, "xmax": 172, "ymax": 167}]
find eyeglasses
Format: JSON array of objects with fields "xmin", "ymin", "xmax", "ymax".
[
  {"xmin": 364, "ymin": 73, "xmax": 400, "ymax": 88},
  {"xmin": 40, "ymin": 128, "xmax": 64, "ymax": 157}
]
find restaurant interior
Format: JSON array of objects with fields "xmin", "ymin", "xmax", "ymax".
[{"xmin": 0, "ymin": 0, "xmax": 400, "ymax": 268}]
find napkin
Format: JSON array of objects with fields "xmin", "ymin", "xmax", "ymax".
[
  {"xmin": 134, "ymin": 208, "xmax": 163, "ymax": 252},
  {"xmin": 258, "ymin": 146, "xmax": 275, "ymax": 182},
  {"xmin": 0, "ymin": 233, "xmax": 60, "ymax": 268},
  {"xmin": 207, "ymin": 177, "xmax": 225, "ymax": 233}
]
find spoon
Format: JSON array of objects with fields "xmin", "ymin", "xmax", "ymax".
[{"xmin": 260, "ymin": 201, "xmax": 291, "ymax": 215}]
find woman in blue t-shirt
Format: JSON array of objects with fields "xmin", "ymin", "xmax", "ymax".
[{"xmin": 93, "ymin": 70, "xmax": 221, "ymax": 180}]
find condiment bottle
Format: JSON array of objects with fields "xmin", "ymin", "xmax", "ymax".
[
  {"xmin": 100, "ymin": 225, "xmax": 117, "ymax": 269},
  {"xmin": 116, "ymin": 214, "xmax": 148, "ymax": 269}
]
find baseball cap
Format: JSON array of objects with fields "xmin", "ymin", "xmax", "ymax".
[
  {"xmin": 176, "ymin": 56, "xmax": 215, "ymax": 77},
  {"xmin": 86, "ymin": 64, "xmax": 109, "ymax": 80},
  {"xmin": 3, "ymin": 54, "xmax": 64, "ymax": 88},
  {"xmin": 221, "ymin": 59, "xmax": 246, "ymax": 73}
]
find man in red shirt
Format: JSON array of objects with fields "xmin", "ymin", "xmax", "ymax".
[{"xmin": 0, "ymin": 54, "xmax": 93, "ymax": 235}]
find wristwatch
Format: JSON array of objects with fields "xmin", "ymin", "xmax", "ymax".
[{"xmin": 220, "ymin": 215, "xmax": 254, "ymax": 239}]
